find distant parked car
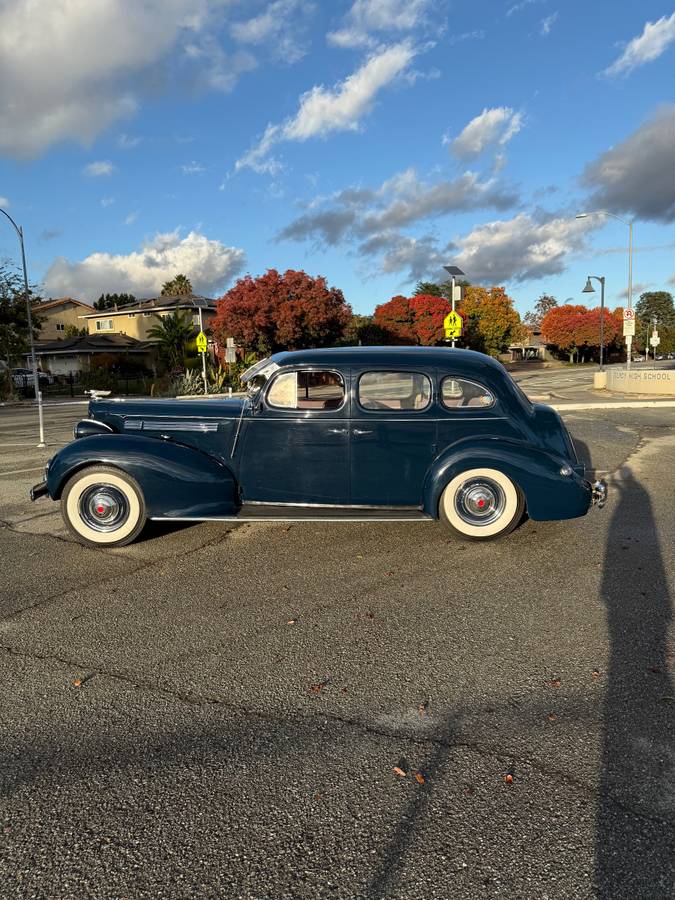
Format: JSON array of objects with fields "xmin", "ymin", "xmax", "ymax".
[
  {"xmin": 11, "ymin": 367, "xmax": 54, "ymax": 387},
  {"xmin": 31, "ymin": 346, "xmax": 606, "ymax": 547}
]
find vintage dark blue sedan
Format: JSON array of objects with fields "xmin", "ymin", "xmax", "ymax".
[{"xmin": 30, "ymin": 347, "xmax": 605, "ymax": 547}]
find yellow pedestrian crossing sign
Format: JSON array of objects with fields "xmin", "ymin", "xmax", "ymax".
[
  {"xmin": 443, "ymin": 310, "xmax": 463, "ymax": 340},
  {"xmin": 196, "ymin": 331, "xmax": 208, "ymax": 353}
]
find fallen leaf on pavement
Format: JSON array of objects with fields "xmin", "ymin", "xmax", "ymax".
[
  {"xmin": 504, "ymin": 774, "xmax": 514, "ymax": 784},
  {"xmin": 592, "ymin": 668, "xmax": 601, "ymax": 677},
  {"xmin": 393, "ymin": 766, "xmax": 407, "ymax": 778},
  {"xmin": 310, "ymin": 681, "xmax": 327, "ymax": 694},
  {"xmin": 547, "ymin": 713, "xmax": 557, "ymax": 722},
  {"xmin": 414, "ymin": 772, "xmax": 425, "ymax": 785},
  {"xmin": 286, "ymin": 619, "xmax": 297, "ymax": 625},
  {"xmin": 550, "ymin": 677, "xmax": 561, "ymax": 688},
  {"xmin": 72, "ymin": 673, "xmax": 95, "ymax": 688}
]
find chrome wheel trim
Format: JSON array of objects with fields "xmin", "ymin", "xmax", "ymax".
[
  {"xmin": 454, "ymin": 478, "xmax": 506, "ymax": 527},
  {"xmin": 79, "ymin": 484, "xmax": 130, "ymax": 533}
]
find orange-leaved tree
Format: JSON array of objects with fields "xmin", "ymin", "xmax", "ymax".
[
  {"xmin": 212, "ymin": 269, "xmax": 352, "ymax": 355},
  {"xmin": 459, "ymin": 286, "xmax": 524, "ymax": 356},
  {"xmin": 541, "ymin": 304, "xmax": 623, "ymax": 362}
]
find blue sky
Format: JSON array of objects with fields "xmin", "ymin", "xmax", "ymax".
[{"xmin": 1, "ymin": 0, "xmax": 674, "ymax": 316}]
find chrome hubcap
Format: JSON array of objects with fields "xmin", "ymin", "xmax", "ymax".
[
  {"xmin": 455, "ymin": 479, "xmax": 505, "ymax": 526},
  {"xmin": 79, "ymin": 484, "xmax": 129, "ymax": 532}
]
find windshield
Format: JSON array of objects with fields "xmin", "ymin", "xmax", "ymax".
[{"xmin": 240, "ymin": 357, "xmax": 280, "ymax": 394}]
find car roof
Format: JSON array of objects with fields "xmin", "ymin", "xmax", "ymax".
[{"xmin": 271, "ymin": 346, "xmax": 506, "ymax": 377}]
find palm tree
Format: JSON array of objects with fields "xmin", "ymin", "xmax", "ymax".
[
  {"xmin": 147, "ymin": 310, "xmax": 195, "ymax": 371},
  {"xmin": 160, "ymin": 274, "xmax": 193, "ymax": 297}
]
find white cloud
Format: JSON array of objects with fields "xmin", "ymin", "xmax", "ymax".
[
  {"xmin": 230, "ymin": 0, "xmax": 314, "ymax": 63},
  {"xmin": 44, "ymin": 229, "xmax": 246, "ymax": 299},
  {"xmin": 182, "ymin": 161, "xmax": 206, "ymax": 174},
  {"xmin": 0, "ymin": 1, "xmax": 250, "ymax": 158},
  {"xmin": 236, "ymin": 42, "xmax": 416, "ymax": 172},
  {"xmin": 603, "ymin": 13, "xmax": 675, "ymax": 77},
  {"xmin": 448, "ymin": 107, "xmax": 523, "ymax": 159},
  {"xmin": 540, "ymin": 12, "xmax": 558, "ymax": 36},
  {"xmin": 328, "ymin": 0, "xmax": 432, "ymax": 49},
  {"xmin": 506, "ymin": 0, "xmax": 545, "ymax": 17},
  {"xmin": 452, "ymin": 212, "xmax": 598, "ymax": 283},
  {"xmin": 83, "ymin": 160, "xmax": 116, "ymax": 177},
  {"xmin": 100, "ymin": 196, "xmax": 116, "ymax": 208},
  {"xmin": 0, "ymin": 196, "xmax": 9, "ymax": 208},
  {"xmin": 123, "ymin": 211, "xmax": 140, "ymax": 226},
  {"xmin": 117, "ymin": 133, "xmax": 143, "ymax": 149}
]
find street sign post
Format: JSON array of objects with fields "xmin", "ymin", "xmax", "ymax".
[
  {"xmin": 225, "ymin": 336, "xmax": 237, "ymax": 364},
  {"xmin": 649, "ymin": 332, "xmax": 660, "ymax": 347},
  {"xmin": 622, "ymin": 308, "xmax": 635, "ymax": 337}
]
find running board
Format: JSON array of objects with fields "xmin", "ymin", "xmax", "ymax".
[{"xmin": 151, "ymin": 505, "xmax": 433, "ymax": 523}]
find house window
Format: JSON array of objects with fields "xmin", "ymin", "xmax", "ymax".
[
  {"xmin": 55, "ymin": 323, "xmax": 65, "ymax": 331},
  {"xmin": 96, "ymin": 319, "xmax": 114, "ymax": 331},
  {"xmin": 128, "ymin": 313, "xmax": 136, "ymax": 318}
]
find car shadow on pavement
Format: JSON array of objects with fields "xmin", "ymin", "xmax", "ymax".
[{"xmin": 595, "ymin": 467, "xmax": 674, "ymax": 898}]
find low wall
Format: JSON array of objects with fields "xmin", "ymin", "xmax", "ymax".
[{"xmin": 606, "ymin": 368, "xmax": 675, "ymax": 396}]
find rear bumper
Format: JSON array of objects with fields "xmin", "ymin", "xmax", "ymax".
[
  {"xmin": 30, "ymin": 480, "xmax": 49, "ymax": 502},
  {"xmin": 590, "ymin": 480, "xmax": 607, "ymax": 509}
]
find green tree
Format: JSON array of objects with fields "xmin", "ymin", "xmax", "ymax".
[
  {"xmin": 524, "ymin": 293, "xmax": 558, "ymax": 328},
  {"xmin": 64, "ymin": 324, "xmax": 87, "ymax": 338},
  {"xmin": 147, "ymin": 310, "xmax": 195, "ymax": 371},
  {"xmin": 161, "ymin": 274, "xmax": 193, "ymax": 297},
  {"xmin": 635, "ymin": 291, "xmax": 674, "ymax": 327},
  {"xmin": 414, "ymin": 279, "xmax": 470, "ymax": 299},
  {"xmin": 0, "ymin": 263, "xmax": 42, "ymax": 363},
  {"xmin": 94, "ymin": 292, "xmax": 136, "ymax": 310},
  {"xmin": 342, "ymin": 314, "xmax": 393, "ymax": 345}
]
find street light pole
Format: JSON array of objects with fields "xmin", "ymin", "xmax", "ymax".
[
  {"xmin": 0, "ymin": 207, "xmax": 45, "ymax": 447},
  {"xmin": 576, "ymin": 211, "xmax": 634, "ymax": 370},
  {"xmin": 582, "ymin": 276, "xmax": 606, "ymax": 371},
  {"xmin": 443, "ymin": 264, "xmax": 465, "ymax": 349}
]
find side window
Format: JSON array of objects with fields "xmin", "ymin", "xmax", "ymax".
[
  {"xmin": 267, "ymin": 370, "xmax": 345, "ymax": 410},
  {"xmin": 358, "ymin": 371, "xmax": 431, "ymax": 411},
  {"xmin": 441, "ymin": 377, "xmax": 495, "ymax": 409}
]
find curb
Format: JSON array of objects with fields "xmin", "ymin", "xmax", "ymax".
[{"xmin": 552, "ymin": 400, "xmax": 675, "ymax": 411}]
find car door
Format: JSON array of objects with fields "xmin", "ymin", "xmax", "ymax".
[
  {"xmin": 349, "ymin": 368, "xmax": 437, "ymax": 506},
  {"xmin": 238, "ymin": 367, "xmax": 350, "ymax": 504}
]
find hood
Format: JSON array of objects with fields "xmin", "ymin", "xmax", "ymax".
[{"xmin": 89, "ymin": 396, "xmax": 246, "ymax": 430}]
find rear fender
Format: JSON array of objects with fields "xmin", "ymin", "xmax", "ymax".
[
  {"xmin": 423, "ymin": 437, "xmax": 591, "ymax": 521},
  {"xmin": 46, "ymin": 434, "xmax": 238, "ymax": 518}
]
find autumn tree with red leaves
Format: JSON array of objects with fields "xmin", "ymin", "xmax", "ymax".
[
  {"xmin": 212, "ymin": 269, "xmax": 352, "ymax": 355},
  {"xmin": 541, "ymin": 305, "xmax": 622, "ymax": 362},
  {"xmin": 372, "ymin": 294, "xmax": 456, "ymax": 345}
]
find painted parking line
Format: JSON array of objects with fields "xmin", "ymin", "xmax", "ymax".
[{"xmin": 0, "ymin": 466, "xmax": 45, "ymax": 477}]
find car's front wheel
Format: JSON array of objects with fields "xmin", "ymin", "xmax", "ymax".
[
  {"xmin": 61, "ymin": 465, "xmax": 146, "ymax": 548},
  {"xmin": 439, "ymin": 467, "xmax": 525, "ymax": 541}
]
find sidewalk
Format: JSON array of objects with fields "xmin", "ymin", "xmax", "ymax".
[{"xmin": 521, "ymin": 382, "xmax": 675, "ymax": 410}]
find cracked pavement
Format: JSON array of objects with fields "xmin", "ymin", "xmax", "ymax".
[{"xmin": 0, "ymin": 402, "xmax": 673, "ymax": 899}]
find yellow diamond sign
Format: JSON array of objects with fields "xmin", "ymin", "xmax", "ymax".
[{"xmin": 443, "ymin": 311, "xmax": 463, "ymax": 340}]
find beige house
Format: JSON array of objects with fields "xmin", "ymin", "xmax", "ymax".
[
  {"xmin": 509, "ymin": 327, "xmax": 552, "ymax": 362},
  {"xmin": 80, "ymin": 295, "xmax": 217, "ymax": 340},
  {"xmin": 32, "ymin": 297, "xmax": 92, "ymax": 342}
]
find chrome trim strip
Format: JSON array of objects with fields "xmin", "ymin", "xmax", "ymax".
[
  {"xmin": 243, "ymin": 500, "xmax": 421, "ymax": 509},
  {"xmin": 124, "ymin": 419, "xmax": 219, "ymax": 432},
  {"xmin": 79, "ymin": 418, "xmax": 114, "ymax": 432},
  {"xmin": 150, "ymin": 516, "xmax": 434, "ymax": 523}
]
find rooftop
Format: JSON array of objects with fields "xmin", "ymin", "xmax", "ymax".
[
  {"xmin": 80, "ymin": 295, "xmax": 215, "ymax": 317},
  {"xmin": 28, "ymin": 334, "xmax": 152, "ymax": 355}
]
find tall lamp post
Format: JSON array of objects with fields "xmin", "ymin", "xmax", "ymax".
[
  {"xmin": 576, "ymin": 211, "xmax": 633, "ymax": 369},
  {"xmin": 443, "ymin": 264, "xmax": 465, "ymax": 349},
  {"xmin": 0, "ymin": 207, "xmax": 46, "ymax": 447},
  {"xmin": 582, "ymin": 275, "xmax": 606, "ymax": 371}
]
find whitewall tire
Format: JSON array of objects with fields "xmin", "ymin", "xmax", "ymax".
[
  {"xmin": 61, "ymin": 465, "xmax": 146, "ymax": 548},
  {"xmin": 439, "ymin": 467, "xmax": 524, "ymax": 541}
]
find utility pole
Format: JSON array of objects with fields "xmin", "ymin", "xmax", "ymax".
[{"xmin": 1, "ymin": 208, "xmax": 45, "ymax": 447}]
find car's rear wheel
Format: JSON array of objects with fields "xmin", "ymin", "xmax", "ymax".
[
  {"xmin": 61, "ymin": 465, "xmax": 146, "ymax": 548},
  {"xmin": 439, "ymin": 467, "xmax": 525, "ymax": 541}
]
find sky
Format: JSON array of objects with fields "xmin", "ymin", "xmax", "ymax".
[{"xmin": 1, "ymin": 0, "xmax": 674, "ymax": 316}]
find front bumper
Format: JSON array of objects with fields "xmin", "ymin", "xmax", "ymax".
[
  {"xmin": 30, "ymin": 480, "xmax": 49, "ymax": 501},
  {"xmin": 590, "ymin": 480, "xmax": 607, "ymax": 509}
]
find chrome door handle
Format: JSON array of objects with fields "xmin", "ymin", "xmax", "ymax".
[
  {"xmin": 328, "ymin": 427, "xmax": 348, "ymax": 434},
  {"xmin": 353, "ymin": 428, "xmax": 373, "ymax": 435}
]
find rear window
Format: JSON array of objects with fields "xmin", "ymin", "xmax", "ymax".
[
  {"xmin": 441, "ymin": 377, "xmax": 495, "ymax": 409},
  {"xmin": 358, "ymin": 371, "xmax": 431, "ymax": 411}
]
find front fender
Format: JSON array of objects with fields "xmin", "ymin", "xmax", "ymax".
[
  {"xmin": 46, "ymin": 434, "xmax": 238, "ymax": 518},
  {"xmin": 423, "ymin": 438, "xmax": 591, "ymax": 522}
]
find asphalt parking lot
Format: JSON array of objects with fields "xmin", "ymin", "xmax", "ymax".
[{"xmin": 0, "ymin": 400, "xmax": 673, "ymax": 898}]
